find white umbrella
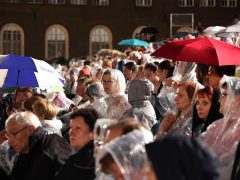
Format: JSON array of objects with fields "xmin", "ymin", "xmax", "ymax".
[
  {"xmin": 225, "ymin": 21, "xmax": 240, "ymax": 32},
  {"xmin": 0, "ymin": 54, "xmax": 64, "ymax": 92},
  {"xmin": 203, "ymin": 26, "xmax": 226, "ymax": 37}
]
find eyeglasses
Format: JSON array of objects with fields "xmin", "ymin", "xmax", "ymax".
[
  {"xmin": 5, "ymin": 126, "xmax": 28, "ymax": 139},
  {"xmin": 101, "ymin": 80, "xmax": 113, "ymax": 84}
]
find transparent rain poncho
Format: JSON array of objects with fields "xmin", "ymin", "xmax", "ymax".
[
  {"xmin": 156, "ymin": 62, "xmax": 198, "ymax": 118},
  {"xmin": 121, "ymin": 79, "xmax": 157, "ymax": 129},
  {"xmin": 94, "ymin": 118, "xmax": 116, "ymax": 180},
  {"xmin": 201, "ymin": 75, "xmax": 240, "ymax": 180},
  {"xmin": 97, "ymin": 69, "xmax": 131, "ymax": 120},
  {"xmin": 99, "ymin": 130, "xmax": 149, "ymax": 180},
  {"xmin": 0, "ymin": 140, "xmax": 18, "ymax": 175}
]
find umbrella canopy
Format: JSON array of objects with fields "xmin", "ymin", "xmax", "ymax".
[
  {"xmin": 118, "ymin": 38, "xmax": 149, "ymax": 47},
  {"xmin": 0, "ymin": 54, "xmax": 64, "ymax": 92},
  {"xmin": 140, "ymin": 26, "xmax": 158, "ymax": 34},
  {"xmin": 203, "ymin": 26, "xmax": 226, "ymax": 37},
  {"xmin": 225, "ymin": 21, "xmax": 240, "ymax": 33},
  {"xmin": 151, "ymin": 37, "xmax": 240, "ymax": 66}
]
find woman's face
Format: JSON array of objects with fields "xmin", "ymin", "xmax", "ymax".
[
  {"xmin": 175, "ymin": 86, "xmax": 191, "ymax": 111},
  {"xmin": 196, "ymin": 94, "xmax": 212, "ymax": 119},
  {"xmin": 102, "ymin": 74, "xmax": 114, "ymax": 94}
]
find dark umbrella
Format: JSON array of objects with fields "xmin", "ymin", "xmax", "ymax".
[{"xmin": 140, "ymin": 26, "xmax": 158, "ymax": 34}]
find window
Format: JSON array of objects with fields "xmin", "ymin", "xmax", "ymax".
[
  {"xmin": 136, "ymin": 0, "xmax": 152, "ymax": 7},
  {"xmin": 0, "ymin": 23, "xmax": 24, "ymax": 55},
  {"xmin": 199, "ymin": 0, "xmax": 215, "ymax": 7},
  {"xmin": 221, "ymin": 0, "xmax": 237, "ymax": 7},
  {"xmin": 92, "ymin": 0, "xmax": 109, "ymax": 6},
  {"xmin": 45, "ymin": 25, "xmax": 68, "ymax": 60},
  {"xmin": 70, "ymin": 0, "xmax": 87, "ymax": 5},
  {"xmin": 132, "ymin": 26, "xmax": 146, "ymax": 39},
  {"xmin": 89, "ymin": 26, "xmax": 112, "ymax": 55},
  {"xmin": 178, "ymin": 0, "xmax": 194, "ymax": 7},
  {"xmin": 25, "ymin": 0, "xmax": 43, "ymax": 3},
  {"xmin": 0, "ymin": 0, "xmax": 20, "ymax": 3},
  {"xmin": 48, "ymin": 0, "xmax": 65, "ymax": 4}
]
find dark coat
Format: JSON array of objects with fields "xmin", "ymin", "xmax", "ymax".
[
  {"xmin": 54, "ymin": 141, "xmax": 95, "ymax": 180},
  {"xmin": 145, "ymin": 136, "xmax": 219, "ymax": 180},
  {"xmin": 10, "ymin": 127, "xmax": 73, "ymax": 180},
  {"xmin": 231, "ymin": 141, "xmax": 240, "ymax": 180}
]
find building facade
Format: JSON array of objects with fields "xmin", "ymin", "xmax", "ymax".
[{"xmin": 0, "ymin": 0, "xmax": 239, "ymax": 60}]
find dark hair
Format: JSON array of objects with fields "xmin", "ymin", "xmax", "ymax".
[
  {"xmin": 123, "ymin": 62, "xmax": 137, "ymax": 73},
  {"xmin": 144, "ymin": 63, "xmax": 158, "ymax": 73},
  {"xmin": 24, "ymin": 95, "xmax": 45, "ymax": 111},
  {"xmin": 213, "ymin": 65, "xmax": 236, "ymax": 77},
  {"xmin": 100, "ymin": 153, "xmax": 115, "ymax": 174},
  {"xmin": 158, "ymin": 60, "xmax": 175, "ymax": 78},
  {"xmin": 192, "ymin": 87, "xmax": 223, "ymax": 135},
  {"xmin": 70, "ymin": 108, "xmax": 100, "ymax": 131}
]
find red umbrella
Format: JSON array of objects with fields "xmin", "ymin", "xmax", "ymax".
[{"xmin": 151, "ymin": 37, "xmax": 240, "ymax": 66}]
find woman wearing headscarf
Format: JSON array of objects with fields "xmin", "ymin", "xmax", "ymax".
[
  {"xmin": 98, "ymin": 69, "xmax": 131, "ymax": 119},
  {"xmin": 145, "ymin": 136, "xmax": 219, "ymax": 180},
  {"xmin": 192, "ymin": 85, "xmax": 223, "ymax": 137},
  {"xmin": 201, "ymin": 76, "xmax": 240, "ymax": 180},
  {"xmin": 121, "ymin": 79, "xmax": 157, "ymax": 131},
  {"xmin": 99, "ymin": 130, "xmax": 150, "ymax": 180}
]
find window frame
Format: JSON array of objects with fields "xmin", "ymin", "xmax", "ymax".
[
  {"xmin": 178, "ymin": 0, "xmax": 194, "ymax": 7},
  {"xmin": 45, "ymin": 24, "xmax": 69, "ymax": 60},
  {"xmin": 135, "ymin": 0, "xmax": 152, "ymax": 7},
  {"xmin": 89, "ymin": 25, "xmax": 112, "ymax": 56},
  {"xmin": 220, "ymin": 0, "xmax": 237, "ymax": 7},
  {"xmin": 0, "ymin": 23, "xmax": 25, "ymax": 55}
]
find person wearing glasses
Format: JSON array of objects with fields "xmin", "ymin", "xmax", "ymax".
[
  {"xmin": 98, "ymin": 69, "xmax": 130, "ymax": 120},
  {"xmin": 4, "ymin": 111, "xmax": 73, "ymax": 180}
]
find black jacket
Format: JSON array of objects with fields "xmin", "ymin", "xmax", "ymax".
[
  {"xmin": 54, "ymin": 141, "xmax": 95, "ymax": 180},
  {"xmin": 10, "ymin": 127, "xmax": 73, "ymax": 180}
]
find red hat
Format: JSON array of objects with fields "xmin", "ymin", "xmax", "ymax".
[{"xmin": 79, "ymin": 68, "xmax": 91, "ymax": 77}]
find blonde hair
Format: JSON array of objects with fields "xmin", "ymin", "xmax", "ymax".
[{"xmin": 32, "ymin": 99, "xmax": 57, "ymax": 120}]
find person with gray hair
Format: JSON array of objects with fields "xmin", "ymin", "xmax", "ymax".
[{"xmin": 4, "ymin": 111, "xmax": 73, "ymax": 180}]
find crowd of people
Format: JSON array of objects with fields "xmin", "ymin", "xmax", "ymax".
[{"xmin": 0, "ymin": 33, "xmax": 240, "ymax": 180}]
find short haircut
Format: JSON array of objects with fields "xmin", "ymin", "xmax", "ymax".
[
  {"xmin": 6, "ymin": 111, "xmax": 42, "ymax": 128},
  {"xmin": 144, "ymin": 63, "xmax": 158, "ymax": 73},
  {"xmin": 178, "ymin": 82, "xmax": 197, "ymax": 101},
  {"xmin": 23, "ymin": 95, "xmax": 46, "ymax": 112},
  {"xmin": 124, "ymin": 62, "xmax": 137, "ymax": 73},
  {"xmin": 158, "ymin": 60, "xmax": 175, "ymax": 78},
  {"xmin": 70, "ymin": 108, "xmax": 100, "ymax": 131},
  {"xmin": 213, "ymin": 65, "xmax": 236, "ymax": 77}
]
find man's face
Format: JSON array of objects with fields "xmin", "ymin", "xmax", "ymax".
[
  {"xmin": 6, "ymin": 120, "xmax": 31, "ymax": 153},
  {"xmin": 123, "ymin": 67, "xmax": 133, "ymax": 81}
]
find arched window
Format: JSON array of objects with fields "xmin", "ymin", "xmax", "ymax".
[
  {"xmin": 45, "ymin": 24, "xmax": 69, "ymax": 60},
  {"xmin": 89, "ymin": 25, "xmax": 112, "ymax": 55},
  {"xmin": 0, "ymin": 23, "xmax": 24, "ymax": 55},
  {"xmin": 132, "ymin": 26, "xmax": 147, "ymax": 39}
]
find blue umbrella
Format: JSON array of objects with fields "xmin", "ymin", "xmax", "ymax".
[
  {"xmin": 0, "ymin": 54, "xmax": 64, "ymax": 92},
  {"xmin": 118, "ymin": 38, "xmax": 149, "ymax": 46}
]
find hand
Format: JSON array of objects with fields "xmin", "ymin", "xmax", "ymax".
[{"xmin": 157, "ymin": 113, "xmax": 176, "ymax": 138}]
